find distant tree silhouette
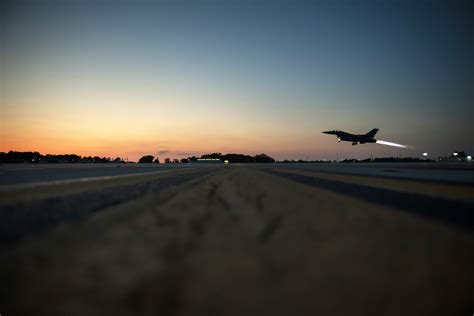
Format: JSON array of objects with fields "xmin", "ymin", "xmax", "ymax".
[
  {"xmin": 91, "ymin": 156, "xmax": 110, "ymax": 163},
  {"xmin": 0, "ymin": 151, "xmax": 42, "ymax": 163},
  {"xmin": 201, "ymin": 153, "xmax": 223, "ymax": 159},
  {"xmin": 221, "ymin": 153, "xmax": 254, "ymax": 163},
  {"xmin": 193, "ymin": 152, "xmax": 276, "ymax": 163},
  {"xmin": 138, "ymin": 155, "xmax": 154, "ymax": 163},
  {"xmin": 0, "ymin": 151, "xmax": 436, "ymax": 165},
  {"xmin": 254, "ymin": 153, "xmax": 275, "ymax": 163}
]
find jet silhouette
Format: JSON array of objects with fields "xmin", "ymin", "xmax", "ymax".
[{"xmin": 323, "ymin": 128, "xmax": 379, "ymax": 146}]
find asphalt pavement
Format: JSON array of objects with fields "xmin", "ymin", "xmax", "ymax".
[
  {"xmin": 0, "ymin": 163, "xmax": 194, "ymax": 186},
  {"xmin": 1, "ymin": 162, "xmax": 473, "ymax": 187},
  {"xmin": 0, "ymin": 164, "xmax": 473, "ymax": 315}
]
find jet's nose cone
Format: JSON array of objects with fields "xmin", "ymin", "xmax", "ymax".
[{"xmin": 323, "ymin": 130, "xmax": 335, "ymax": 134}]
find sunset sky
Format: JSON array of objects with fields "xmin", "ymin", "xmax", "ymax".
[{"xmin": 1, "ymin": 0, "xmax": 472, "ymax": 161}]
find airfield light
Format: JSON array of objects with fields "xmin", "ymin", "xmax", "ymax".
[
  {"xmin": 468, "ymin": 156, "xmax": 472, "ymax": 160},
  {"xmin": 422, "ymin": 152, "xmax": 428, "ymax": 157},
  {"xmin": 453, "ymin": 152, "xmax": 458, "ymax": 156}
]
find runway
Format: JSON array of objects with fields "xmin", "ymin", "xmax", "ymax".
[
  {"xmin": 1, "ymin": 164, "xmax": 473, "ymax": 315},
  {"xmin": 272, "ymin": 162, "xmax": 474, "ymax": 184},
  {"xmin": 1, "ymin": 162, "xmax": 472, "ymax": 188},
  {"xmin": 0, "ymin": 163, "xmax": 194, "ymax": 187}
]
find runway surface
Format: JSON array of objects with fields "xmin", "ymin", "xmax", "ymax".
[
  {"xmin": 1, "ymin": 162, "xmax": 473, "ymax": 187},
  {"xmin": 0, "ymin": 163, "xmax": 194, "ymax": 186},
  {"xmin": 1, "ymin": 163, "xmax": 473, "ymax": 315},
  {"xmin": 273, "ymin": 162, "xmax": 474, "ymax": 184}
]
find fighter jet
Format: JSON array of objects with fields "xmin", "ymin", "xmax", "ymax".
[{"xmin": 323, "ymin": 128, "xmax": 379, "ymax": 146}]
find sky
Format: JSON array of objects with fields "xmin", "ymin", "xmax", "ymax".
[{"xmin": 1, "ymin": 0, "xmax": 473, "ymax": 161}]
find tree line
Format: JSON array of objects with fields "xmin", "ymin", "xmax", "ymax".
[
  {"xmin": 139, "ymin": 153, "xmax": 276, "ymax": 163},
  {"xmin": 0, "ymin": 151, "xmax": 276, "ymax": 164},
  {"xmin": 1, "ymin": 151, "xmax": 432, "ymax": 164},
  {"xmin": 0, "ymin": 151, "xmax": 125, "ymax": 164}
]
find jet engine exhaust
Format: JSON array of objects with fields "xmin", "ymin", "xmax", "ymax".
[{"xmin": 376, "ymin": 140, "xmax": 414, "ymax": 149}]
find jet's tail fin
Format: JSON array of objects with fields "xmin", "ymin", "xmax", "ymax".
[{"xmin": 365, "ymin": 128, "xmax": 379, "ymax": 138}]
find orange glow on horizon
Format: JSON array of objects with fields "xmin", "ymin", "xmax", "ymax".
[{"xmin": 1, "ymin": 97, "xmax": 333, "ymax": 161}]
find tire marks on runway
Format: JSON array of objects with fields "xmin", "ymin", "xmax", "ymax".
[
  {"xmin": 267, "ymin": 169, "xmax": 474, "ymax": 231},
  {"xmin": 0, "ymin": 170, "xmax": 212, "ymax": 244}
]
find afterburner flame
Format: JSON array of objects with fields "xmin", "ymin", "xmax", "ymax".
[{"xmin": 376, "ymin": 140, "xmax": 414, "ymax": 149}]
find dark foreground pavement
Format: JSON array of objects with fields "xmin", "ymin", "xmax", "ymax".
[{"xmin": 1, "ymin": 166, "xmax": 473, "ymax": 315}]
